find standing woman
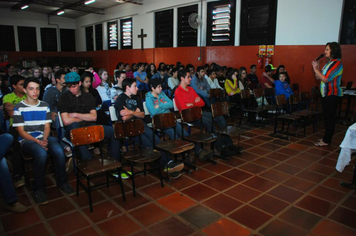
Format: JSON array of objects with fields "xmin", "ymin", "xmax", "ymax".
[{"xmin": 312, "ymin": 42, "xmax": 343, "ymax": 147}]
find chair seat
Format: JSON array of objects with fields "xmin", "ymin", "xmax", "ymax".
[
  {"xmin": 184, "ymin": 133, "xmax": 217, "ymax": 143},
  {"xmin": 156, "ymin": 139, "xmax": 195, "ymax": 154},
  {"xmin": 244, "ymin": 106, "xmax": 266, "ymax": 113},
  {"xmin": 297, "ymin": 110, "xmax": 320, "ymax": 117},
  {"xmin": 279, "ymin": 114, "xmax": 302, "ymax": 121},
  {"xmin": 216, "ymin": 125, "xmax": 245, "ymax": 136},
  {"xmin": 122, "ymin": 147, "xmax": 161, "ymax": 163},
  {"xmin": 77, "ymin": 158, "xmax": 122, "ymax": 176}
]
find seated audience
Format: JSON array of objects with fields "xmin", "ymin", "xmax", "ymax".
[
  {"xmin": 111, "ymin": 70, "xmax": 126, "ymax": 101},
  {"xmin": 191, "ymin": 66, "xmax": 211, "ymax": 107},
  {"xmin": 225, "ymin": 69, "xmax": 242, "ymax": 104},
  {"xmin": 274, "ymin": 72, "xmax": 293, "ymax": 100},
  {"xmin": 260, "ymin": 64, "xmax": 275, "ymax": 90},
  {"xmin": 205, "ymin": 69, "xmax": 223, "ymax": 90},
  {"xmin": 134, "ymin": 63, "xmax": 149, "ymax": 91},
  {"xmin": 247, "ymin": 64, "xmax": 260, "ymax": 90},
  {"xmin": 273, "ymin": 65, "xmax": 291, "ymax": 84},
  {"xmin": 167, "ymin": 68, "xmax": 179, "ymax": 90}
]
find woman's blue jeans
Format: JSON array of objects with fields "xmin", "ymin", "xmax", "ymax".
[{"xmin": 0, "ymin": 133, "xmax": 17, "ymax": 204}]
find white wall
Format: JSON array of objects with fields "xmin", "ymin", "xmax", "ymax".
[
  {"xmin": 0, "ymin": 9, "xmax": 75, "ymax": 51},
  {"xmin": 276, "ymin": 0, "xmax": 343, "ymax": 45}
]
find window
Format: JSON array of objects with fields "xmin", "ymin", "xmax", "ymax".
[
  {"xmin": 18, "ymin": 26, "xmax": 37, "ymax": 51},
  {"xmin": 120, "ymin": 18, "xmax": 132, "ymax": 49},
  {"xmin": 60, "ymin": 29, "xmax": 75, "ymax": 52},
  {"xmin": 240, "ymin": 0, "xmax": 277, "ymax": 45},
  {"xmin": 85, "ymin": 26, "xmax": 94, "ymax": 51},
  {"xmin": 107, "ymin": 21, "xmax": 118, "ymax": 50},
  {"xmin": 206, "ymin": 0, "xmax": 236, "ymax": 46},
  {"xmin": 41, "ymin": 28, "xmax": 57, "ymax": 51},
  {"xmin": 0, "ymin": 25, "xmax": 15, "ymax": 51},
  {"xmin": 155, "ymin": 9, "xmax": 173, "ymax": 48},
  {"xmin": 178, "ymin": 5, "xmax": 198, "ymax": 47},
  {"xmin": 95, "ymin": 24, "xmax": 103, "ymax": 50},
  {"xmin": 340, "ymin": 0, "xmax": 356, "ymax": 44}
]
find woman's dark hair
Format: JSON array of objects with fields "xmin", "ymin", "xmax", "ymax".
[
  {"xmin": 276, "ymin": 65, "xmax": 285, "ymax": 74},
  {"xmin": 207, "ymin": 69, "xmax": 216, "ymax": 77},
  {"xmin": 115, "ymin": 62, "xmax": 124, "ymax": 69},
  {"xmin": 157, "ymin": 62, "xmax": 165, "ymax": 71},
  {"xmin": 171, "ymin": 68, "xmax": 178, "ymax": 74},
  {"xmin": 81, "ymin": 71, "xmax": 93, "ymax": 83},
  {"xmin": 326, "ymin": 42, "xmax": 342, "ymax": 59},
  {"xmin": 226, "ymin": 69, "xmax": 238, "ymax": 82}
]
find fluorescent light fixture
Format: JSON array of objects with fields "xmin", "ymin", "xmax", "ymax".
[
  {"xmin": 84, "ymin": 0, "xmax": 95, "ymax": 5},
  {"xmin": 21, "ymin": 5, "xmax": 29, "ymax": 10},
  {"xmin": 57, "ymin": 10, "xmax": 65, "ymax": 15}
]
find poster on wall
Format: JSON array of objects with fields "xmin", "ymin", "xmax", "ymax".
[
  {"xmin": 107, "ymin": 21, "xmax": 118, "ymax": 50},
  {"xmin": 259, "ymin": 45, "xmax": 266, "ymax": 56},
  {"xmin": 267, "ymin": 45, "xmax": 274, "ymax": 55}
]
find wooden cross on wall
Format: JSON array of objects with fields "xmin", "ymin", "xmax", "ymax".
[{"xmin": 137, "ymin": 29, "xmax": 147, "ymax": 51}]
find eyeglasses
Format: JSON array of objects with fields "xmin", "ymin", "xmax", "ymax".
[{"xmin": 66, "ymin": 83, "xmax": 79, "ymax": 88}]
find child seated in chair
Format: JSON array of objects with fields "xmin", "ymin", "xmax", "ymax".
[{"xmin": 13, "ymin": 77, "xmax": 75, "ymax": 205}]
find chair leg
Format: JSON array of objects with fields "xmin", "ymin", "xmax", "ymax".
[
  {"xmin": 131, "ymin": 162, "xmax": 136, "ymax": 196},
  {"xmin": 87, "ymin": 176, "xmax": 93, "ymax": 213},
  {"xmin": 157, "ymin": 159, "xmax": 164, "ymax": 188},
  {"xmin": 117, "ymin": 168, "xmax": 126, "ymax": 201},
  {"xmin": 106, "ymin": 171, "xmax": 109, "ymax": 188},
  {"xmin": 76, "ymin": 170, "xmax": 80, "ymax": 197}
]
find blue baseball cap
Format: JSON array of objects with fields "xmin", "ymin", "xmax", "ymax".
[{"xmin": 65, "ymin": 72, "xmax": 80, "ymax": 83}]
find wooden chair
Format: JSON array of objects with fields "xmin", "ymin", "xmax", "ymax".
[
  {"xmin": 211, "ymin": 101, "xmax": 245, "ymax": 157},
  {"xmin": 114, "ymin": 119, "xmax": 163, "ymax": 195},
  {"xmin": 180, "ymin": 107, "xmax": 217, "ymax": 165},
  {"xmin": 240, "ymin": 89, "xmax": 267, "ymax": 126},
  {"xmin": 70, "ymin": 125, "xmax": 126, "ymax": 212},
  {"xmin": 152, "ymin": 112, "xmax": 195, "ymax": 173},
  {"xmin": 272, "ymin": 94, "xmax": 305, "ymax": 137},
  {"xmin": 295, "ymin": 91, "xmax": 320, "ymax": 133}
]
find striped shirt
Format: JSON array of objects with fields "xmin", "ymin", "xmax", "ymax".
[
  {"xmin": 13, "ymin": 100, "xmax": 52, "ymax": 143},
  {"xmin": 320, "ymin": 59, "xmax": 343, "ymax": 97}
]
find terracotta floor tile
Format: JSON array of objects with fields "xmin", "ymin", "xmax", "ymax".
[
  {"xmin": 307, "ymin": 147, "xmax": 332, "ymax": 157},
  {"xmin": 293, "ymin": 152, "xmax": 323, "ymax": 162},
  {"xmin": 239, "ymin": 162, "xmax": 267, "ymax": 174},
  {"xmin": 140, "ymin": 183, "xmax": 175, "ymax": 200},
  {"xmin": 38, "ymin": 197, "xmax": 75, "ymax": 219},
  {"xmin": 203, "ymin": 218, "xmax": 250, "ymax": 236},
  {"xmin": 16, "ymin": 193, "xmax": 32, "ymax": 207},
  {"xmin": 273, "ymin": 163, "xmax": 302, "ymax": 175},
  {"xmin": 309, "ymin": 185, "xmax": 345, "ymax": 203},
  {"xmin": 188, "ymin": 168, "xmax": 215, "ymax": 182},
  {"xmin": 271, "ymin": 139, "xmax": 291, "ymax": 146},
  {"xmin": 283, "ymin": 177, "xmax": 315, "ymax": 192},
  {"xmin": 69, "ymin": 227, "xmax": 101, "ymax": 236},
  {"xmin": 322, "ymin": 177, "xmax": 353, "ymax": 193},
  {"xmin": 221, "ymin": 168, "xmax": 253, "ymax": 183},
  {"xmin": 253, "ymin": 157, "xmax": 279, "ymax": 168},
  {"xmin": 179, "ymin": 205, "xmax": 221, "ymax": 228},
  {"xmin": 168, "ymin": 175, "xmax": 198, "ymax": 190},
  {"xmin": 157, "ymin": 192, "xmax": 196, "ymax": 213},
  {"xmin": 286, "ymin": 157, "xmax": 314, "ymax": 168},
  {"xmin": 296, "ymin": 170, "xmax": 327, "ymax": 183},
  {"xmin": 149, "ymin": 217, "xmax": 194, "ymax": 236},
  {"xmin": 224, "ymin": 157, "xmax": 247, "ymax": 167},
  {"xmin": 260, "ymin": 142, "xmax": 283, "ymax": 151},
  {"xmin": 296, "ymin": 195, "xmax": 336, "ymax": 217},
  {"xmin": 130, "ymin": 203, "xmax": 170, "ymax": 226},
  {"xmin": 114, "ymin": 192, "xmax": 149, "ymax": 211},
  {"xmin": 1, "ymin": 208, "xmax": 40, "ymax": 232},
  {"xmin": 312, "ymin": 219, "xmax": 356, "ymax": 236},
  {"xmin": 48, "ymin": 212, "xmax": 90, "ymax": 235},
  {"xmin": 276, "ymin": 147, "xmax": 300, "ymax": 156},
  {"xmin": 265, "ymin": 152, "xmax": 291, "ymax": 162},
  {"xmin": 7, "ymin": 223, "xmax": 50, "ymax": 236},
  {"xmin": 259, "ymin": 169, "xmax": 292, "ymax": 183},
  {"xmin": 267, "ymin": 185, "xmax": 304, "ymax": 203},
  {"xmin": 71, "ymin": 190, "xmax": 106, "ymax": 208},
  {"xmin": 228, "ymin": 205, "xmax": 272, "ymax": 230},
  {"xmin": 243, "ymin": 176, "xmax": 277, "ymax": 192},
  {"xmin": 82, "ymin": 201, "xmax": 122, "ymax": 223},
  {"xmin": 297, "ymin": 139, "xmax": 315, "ymax": 147},
  {"xmin": 318, "ymin": 157, "xmax": 337, "ymax": 167},
  {"xmin": 287, "ymin": 142, "xmax": 311, "ymax": 151},
  {"xmin": 97, "ymin": 214, "xmax": 141, "ymax": 236},
  {"xmin": 132, "ymin": 174, "xmax": 159, "ymax": 188},
  {"xmin": 341, "ymin": 195, "xmax": 356, "ymax": 211},
  {"xmin": 259, "ymin": 219, "xmax": 306, "ymax": 236},
  {"xmin": 247, "ymin": 146, "xmax": 272, "ymax": 156},
  {"xmin": 254, "ymin": 135, "xmax": 272, "ymax": 141},
  {"xmin": 307, "ymin": 163, "xmax": 335, "ymax": 176},
  {"xmin": 224, "ymin": 184, "xmax": 261, "ymax": 202},
  {"xmin": 237, "ymin": 151, "xmax": 260, "ymax": 161},
  {"xmin": 41, "ymin": 186, "xmax": 64, "ymax": 201},
  {"xmin": 202, "ymin": 175, "xmax": 237, "ymax": 191},
  {"xmin": 202, "ymin": 162, "xmax": 232, "ymax": 174},
  {"xmin": 130, "ymin": 230, "xmax": 152, "ymax": 236},
  {"xmin": 203, "ymin": 194, "xmax": 243, "ymax": 215},
  {"xmin": 182, "ymin": 183, "xmax": 218, "ymax": 201},
  {"xmin": 250, "ymin": 194, "xmax": 289, "ymax": 215},
  {"xmin": 328, "ymin": 206, "xmax": 356, "ymax": 229},
  {"xmin": 279, "ymin": 206, "xmax": 322, "ymax": 230}
]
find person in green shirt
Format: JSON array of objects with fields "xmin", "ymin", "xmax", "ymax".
[{"xmin": 3, "ymin": 75, "xmax": 27, "ymax": 188}]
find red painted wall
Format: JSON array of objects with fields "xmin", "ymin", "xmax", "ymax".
[{"xmin": 7, "ymin": 45, "xmax": 356, "ymax": 93}]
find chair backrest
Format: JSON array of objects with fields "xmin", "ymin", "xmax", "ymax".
[
  {"xmin": 58, "ymin": 112, "xmax": 64, "ymax": 127},
  {"xmin": 300, "ymin": 91, "xmax": 310, "ymax": 101},
  {"xmin": 209, "ymin": 88, "xmax": 224, "ymax": 99},
  {"xmin": 346, "ymin": 81, "xmax": 353, "ymax": 90},
  {"xmin": 152, "ymin": 112, "xmax": 176, "ymax": 130},
  {"xmin": 276, "ymin": 94, "xmax": 287, "ymax": 106},
  {"xmin": 114, "ymin": 119, "xmax": 145, "ymax": 139},
  {"xmin": 143, "ymin": 101, "xmax": 150, "ymax": 116},
  {"xmin": 70, "ymin": 125, "xmax": 105, "ymax": 147},
  {"xmin": 292, "ymin": 83, "xmax": 299, "ymax": 91},
  {"xmin": 109, "ymin": 106, "xmax": 118, "ymax": 122},
  {"xmin": 253, "ymin": 88, "xmax": 264, "ymax": 99},
  {"xmin": 240, "ymin": 89, "xmax": 251, "ymax": 99},
  {"xmin": 180, "ymin": 106, "xmax": 202, "ymax": 123},
  {"xmin": 211, "ymin": 101, "xmax": 229, "ymax": 118},
  {"xmin": 173, "ymin": 98, "xmax": 179, "ymax": 112}
]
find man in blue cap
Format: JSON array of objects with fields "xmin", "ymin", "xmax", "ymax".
[{"xmin": 57, "ymin": 72, "xmax": 121, "ymax": 163}]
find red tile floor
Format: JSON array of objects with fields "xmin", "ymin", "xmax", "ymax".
[{"xmin": 1, "ymin": 122, "xmax": 356, "ymax": 236}]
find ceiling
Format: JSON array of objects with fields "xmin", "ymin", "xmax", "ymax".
[{"xmin": 0, "ymin": 0, "xmax": 143, "ymax": 19}]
